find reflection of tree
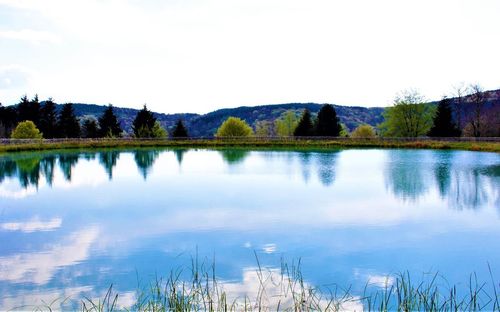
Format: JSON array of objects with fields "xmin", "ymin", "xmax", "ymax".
[
  {"xmin": 174, "ymin": 149, "xmax": 187, "ymax": 166},
  {"xmin": 98, "ymin": 151, "xmax": 120, "ymax": 180},
  {"xmin": 15, "ymin": 157, "xmax": 41, "ymax": 188},
  {"xmin": 480, "ymin": 165, "xmax": 500, "ymax": 211},
  {"xmin": 449, "ymin": 168, "xmax": 487, "ymax": 210},
  {"xmin": 432, "ymin": 151, "xmax": 453, "ymax": 198},
  {"xmin": 316, "ymin": 151, "xmax": 339, "ymax": 186},
  {"xmin": 220, "ymin": 149, "xmax": 249, "ymax": 165},
  {"xmin": 0, "ymin": 159, "xmax": 17, "ymax": 183},
  {"xmin": 82, "ymin": 152, "xmax": 97, "ymax": 161},
  {"xmin": 134, "ymin": 150, "xmax": 160, "ymax": 179},
  {"xmin": 40, "ymin": 155, "xmax": 56, "ymax": 186},
  {"xmin": 385, "ymin": 151, "xmax": 428, "ymax": 201},
  {"xmin": 299, "ymin": 152, "xmax": 312, "ymax": 183},
  {"xmin": 58, "ymin": 154, "xmax": 79, "ymax": 181}
]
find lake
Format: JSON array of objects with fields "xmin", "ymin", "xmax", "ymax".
[{"xmin": 0, "ymin": 148, "xmax": 499, "ymax": 309}]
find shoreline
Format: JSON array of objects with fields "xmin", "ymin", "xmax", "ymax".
[{"xmin": 0, "ymin": 138, "xmax": 499, "ymax": 153}]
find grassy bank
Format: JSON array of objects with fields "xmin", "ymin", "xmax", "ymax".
[{"xmin": 1, "ymin": 138, "xmax": 499, "ymax": 153}]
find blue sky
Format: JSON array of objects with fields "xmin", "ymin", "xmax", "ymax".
[{"xmin": 1, "ymin": 0, "xmax": 499, "ymax": 113}]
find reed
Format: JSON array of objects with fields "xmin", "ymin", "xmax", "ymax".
[{"xmin": 29, "ymin": 257, "xmax": 499, "ymax": 311}]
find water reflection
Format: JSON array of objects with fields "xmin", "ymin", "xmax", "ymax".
[
  {"xmin": 299, "ymin": 152, "xmax": 312, "ymax": 182},
  {"xmin": 0, "ymin": 149, "xmax": 498, "ymax": 310},
  {"xmin": 316, "ymin": 151, "xmax": 339, "ymax": 186},
  {"xmin": 40, "ymin": 156, "xmax": 56, "ymax": 186},
  {"xmin": 58, "ymin": 154, "xmax": 79, "ymax": 181},
  {"xmin": 133, "ymin": 150, "xmax": 160, "ymax": 179},
  {"xmin": 99, "ymin": 151, "xmax": 120, "ymax": 180},
  {"xmin": 0, "ymin": 149, "xmax": 497, "ymax": 211},
  {"xmin": 219, "ymin": 149, "xmax": 249, "ymax": 164},
  {"xmin": 385, "ymin": 150, "xmax": 428, "ymax": 201},
  {"xmin": 174, "ymin": 149, "xmax": 187, "ymax": 166},
  {"xmin": 433, "ymin": 151, "xmax": 453, "ymax": 198},
  {"xmin": 384, "ymin": 150, "xmax": 499, "ymax": 210}
]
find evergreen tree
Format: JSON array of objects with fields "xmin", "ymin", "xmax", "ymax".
[
  {"xmin": 98, "ymin": 104, "xmax": 122, "ymax": 137},
  {"xmin": 428, "ymin": 98, "xmax": 461, "ymax": 137},
  {"xmin": 0, "ymin": 104, "xmax": 17, "ymax": 137},
  {"xmin": 57, "ymin": 103, "xmax": 80, "ymax": 138},
  {"xmin": 17, "ymin": 95, "xmax": 41, "ymax": 125},
  {"xmin": 172, "ymin": 119, "xmax": 188, "ymax": 138},
  {"xmin": 293, "ymin": 109, "xmax": 314, "ymax": 136},
  {"xmin": 315, "ymin": 104, "xmax": 341, "ymax": 136},
  {"xmin": 132, "ymin": 104, "xmax": 156, "ymax": 138},
  {"xmin": 39, "ymin": 98, "xmax": 58, "ymax": 138},
  {"xmin": 82, "ymin": 118, "xmax": 99, "ymax": 138}
]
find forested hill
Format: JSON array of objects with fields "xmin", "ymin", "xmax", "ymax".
[{"xmin": 61, "ymin": 102, "xmax": 385, "ymax": 137}]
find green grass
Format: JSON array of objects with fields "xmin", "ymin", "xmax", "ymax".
[
  {"xmin": 0, "ymin": 137, "xmax": 499, "ymax": 154},
  {"xmin": 24, "ymin": 258, "xmax": 500, "ymax": 311}
]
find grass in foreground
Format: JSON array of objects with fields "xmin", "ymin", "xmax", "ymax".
[
  {"xmin": 22, "ymin": 258, "xmax": 500, "ymax": 312},
  {"xmin": 0, "ymin": 137, "xmax": 499, "ymax": 153}
]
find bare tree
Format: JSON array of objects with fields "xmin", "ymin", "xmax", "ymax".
[
  {"xmin": 452, "ymin": 82, "xmax": 468, "ymax": 132},
  {"xmin": 467, "ymin": 84, "xmax": 485, "ymax": 137}
]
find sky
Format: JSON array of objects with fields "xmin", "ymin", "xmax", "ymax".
[{"xmin": 0, "ymin": 0, "xmax": 499, "ymax": 114}]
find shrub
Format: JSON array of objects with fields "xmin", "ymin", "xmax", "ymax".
[
  {"xmin": 11, "ymin": 120, "xmax": 43, "ymax": 139},
  {"xmin": 351, "ymin": 124, "xmax": 376, "ymax": 138},
  {"xmin": 216, "ymin": 117, "xmax": 253, "ymax": 137}
]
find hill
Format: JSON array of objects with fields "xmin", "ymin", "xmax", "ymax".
[{"xmin": 57, "ymin": 103, "xmax": 384, "ymax": 137}]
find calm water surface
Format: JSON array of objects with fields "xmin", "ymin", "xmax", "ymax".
[{"xmin": 0, "ymin": 148, "xmax": 499, "ymax": 308}]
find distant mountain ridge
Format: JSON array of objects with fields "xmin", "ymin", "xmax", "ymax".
[
  {"xmin": 57, "ymin": 102, "xmax": 384, "ymax": 137},
  {"xmin": 16, "ymin": 88, "xmax": 500, "ymax": 136}
]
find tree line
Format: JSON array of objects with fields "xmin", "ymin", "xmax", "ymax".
[
  {"xmin": 1, "ymin": 83, "xmax": 498, "ymax": 139},
  {"xmin": 0, "ymin": 96, "xmax": 189, "ymax": 139},
  {"xmin": 217, "ymin": 84, "xmax": 499, "ymax": 138}
]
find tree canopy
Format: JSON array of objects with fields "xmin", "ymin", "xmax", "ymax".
[
  {"xmin": 216, "ymin": 117, "xmax": 253, "ymax": 137},
  {"xmin": 82, "ymin": 117, "xmax": 99, "ymax": 138},
  {"xmin": 17, "ymin": 95, "xmax": 40, "ymax": 126},
  {"xmin": 275, "ymin": 110, "xmax": 298, "ymax": 136},
  {"xmin": 98, "ymin": 104, "xmax": 122, "ymax": 137},
  {"xmin": 11, "ymin": 120, "xmax": 43, "ymax": 139},
  {"xmin": 351, "ymin": 124, "xmax": 376, "ymax": 138},
  {"xmin": 294, "ymin": 109, "xmax": 314, "ymax": 136},
  {"xmin": 428, "ymin": 98, "xmax": 461, "ymax": 137},
  {"xmin": 39, "ymin": 98, "xmax": 58, "ymax": 138},
  {"xmin": 133, "ymin": 105, "xmax": 157, "ymax": 138},
  {"xmin": 315, "ymin": 104, "xmax": 341, "ymax": 136},
  {"xmin": 57, "ymin": 103, "xmax": 81, "ymax": 138},
  {"xmin": 379, "ymin": 90, "xmax": 435, "ymax": 137},
  {"xmin": 172, "ymin": 119, "xmax": 189, "ymax": 138}
]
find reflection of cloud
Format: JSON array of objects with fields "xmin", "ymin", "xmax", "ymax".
[
  {"xmin": 220, "ymin": 268, "xmax": 363, "ymax": 311},
  {"xmin": 0, "ymin": 29, "xmax": 61, "ymax": 44},
  {"xmin": 0, "ymin": 227, "xmax": 98, "ymax": 284},
  {"xmin": 1, "ymin": 217, "xmax": 62, "ymax": 233},
  {"xmin": 367, "ymin": 274, "xmax": 395, "ymax": 288},
  {"xmin": 0, "ymin": 180, "xmax": 37, "ymax": 199},
  {"xmin": 0, "ymin": 286, "xmax": 92, "ymax": 311},
  {"xmin": 0, "ymin": 287, "xmax": 135, "ymax": 311},
  {"xmin": 262, "ymin": 243, "xmax": 276, "ymax": 254}
]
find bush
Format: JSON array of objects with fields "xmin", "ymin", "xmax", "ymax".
[
  {"xmin": 11, "ymin": 121, "xmax": 43, "ymax": 139},
  {"xmin": 216, "ymin": 117, "xmax": 253, "ymax": 137},
  {"xmin": 351, "ymin": 124, "xmax": 376, "ymax": 138}
]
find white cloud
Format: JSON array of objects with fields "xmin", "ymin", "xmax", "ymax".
[
  {"xmin": 0, "ymin": 29, "xmax": 61, "ymax": 44},
  {"xmin": 0, "ymin": 0, "xmax": 499, "ymax": 111},
  {"xmin": 0, "ymin": 65, "xmax": 32, "ymax": 90},
  {"xmin": 1, "ymin": 217, "xmax": 62, "ymax": 233}
]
